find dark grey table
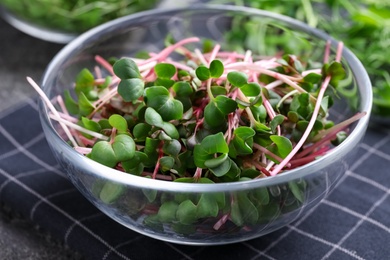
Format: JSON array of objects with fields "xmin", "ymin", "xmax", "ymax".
[{"xmin": 0, "ymin": 18, "xmax": 82, "ymax": 259}]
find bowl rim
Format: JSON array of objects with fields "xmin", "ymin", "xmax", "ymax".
[{"xmin": 40, "ymin": 4, "xmax": 372, "ymax": 192}]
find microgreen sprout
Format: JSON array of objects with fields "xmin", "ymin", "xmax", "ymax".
[{"xmin": 28, "ymin": 36, "xmax": 366, "ymax": 234}]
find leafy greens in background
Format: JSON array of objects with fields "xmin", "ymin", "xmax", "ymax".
[
  {"xmin": 0, "ymin": 0, "xmax": 159, "ymax": 33},
  {"xmin": 216, "ymin": 0, "xmax": 390, "ymax": 117}
]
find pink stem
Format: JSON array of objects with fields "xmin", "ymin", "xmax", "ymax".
[
  {"xmin": 138, "ymin": 37, "xmax": 200, "ymax": 66},
  {"xmin": 95, "ymin": 55, "xmax": 115, "ymax": 76},
  {"xmin": 270, "ymin": 75, "xmax": 331, "ymax": 176}
]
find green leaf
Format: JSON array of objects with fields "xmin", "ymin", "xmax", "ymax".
[
  {"xmin": 143, "ymin": 138, "xmax": 159, "ymax": 166},
  {"xmin": 113, "ymin": 58, "xmax": 141, "ymax": 79},
  {"xmin": 230, "ymin": 198, "xmax": 243, "ymax": 226},
  {"xmin": 144, "ymin": 107, "xmax": 164, "ymax": 128},
  {"xmin": 204, "ymin": 153, "xmax": 228, "ymax": 168},
  {"xmin": 99, "ymin": 181, "xmax": 125, "ymax": 204},
  {"xmin": 229, "ymin": 127, "xmax": 255, "ymax": 156},
  {"xmin": 154, "ymin": 63, "xmax": 176, "ymax": 79},
  {"xmin": 158, "ymin": 201, "xmax": 178, "ymax": 222},
  {"xmin": 154, "ymin": 78, "xmax": 175, "ymax": 88},
  {"xmin": 251, "ymin": 187, "xmax": 270, "ymax": 206},
  {"xmin": 172, "ymin": 81, "xmax": 193, "ymax": 96},
  {"xmin": 200, "ymin": 132, "xmax": 229, "ymax": 154},
  {"xmin": 176, "ymin": 200, "xmax": 198, "ymax": 225},
  {"xmin": 240, "ymin": 82, "xmax": 261, "ymax": 96},
  {"xmin": 112, "ymin": 135, "xmax": 135, "ymax": 162},
  {"xmin": 211, "ymin": 85, "xmax": 227, "ymax": 96},
  {"xmin": 319, "ymin": 95, "xmax": 330, "ymax": 117},
  {"xmin": 287, "ymin": 111, "xmax": 299, "ymax": 123},
  {"xmin": 204, "ymin": 96, "xmax": 237, "ymax": 128},
  {"xmin": 118, "ymin": 78, "xmax": 144, "ymax": 102},
  {"xmin": 195, "ymin": 65, "xmax": 211, "ymax": 81},
  {"xmin": 270, "ymin": 135, "xmax": 292, "ymax": 158},
  {"xmin": 109, "ymin": 114, "xmax": 128, "ymax": 133},
  {"xmin": 303, "ymin": 72, "xmax": 322, "ymax": 84},
  {"xmin": 144, "ymin": 86, "xmax": 183, "ymax": 121},
  {"xmin": 81, "ymin": 117, "xmax": 101, "ymax": 133},
  {"xmin": 78, "ymin": 92, "xmax": 95, "ymax": 116},
  {"xmin": 193, "ymin": 133, "xmax": 229, "ymax": 168},
  {"xmin": 270, "ymin": 114, "xmax": 285, "ymax": 133},
  {"xmin": 90, "ymin": 141, "xmax": 117, "ymax": 168},
  {"xmin": 133, "ymin": 123, "xmax": 152, "ymax": 141},
  {"xmin": 288, "ymin": 181, "xmax": 304, "ymax": 203},
  {"xmin": 121, "ymin": 151, "xmax": 148, "ymax": 175},
  {"xmin": 64, "ymin": 90, "xmax": 79, "ymax": 115},
  {"xmin": 237, "ymin": 192, "xmax": 258, "ymax": 225},
  {"xmin": 163, "ymin": 140, "xmax": 181, "ymax": 156},
  {"xmin": 227, "ymin": 71, "xmax": 248, "ymax": 87},
  {"xmin": 142, "ymin": 188, "xmax": 157, "ymax": 203},
  {"xmin": 161, "ymin": 122, "xmax": 180, "ymax": 139},
  {"xmin": 209, "ymin": 157, "xmax": 231, "ymax": 177},
  {"xmin": 159, "ymin": 156, "xmax": 175, "ymax": 172},
  {"xmin": 214, "ymin": 95, "xmax": 238, "ymax": 115},
  {"xmin": 204, "ymin": 102, "xmax": 226, "ymax": 128},
  {"xmin": 324, "ymin": 61, "xmax": 346, "ymax": 87},
  {"xmin": 75, "ymin": 68, "xmax": 95, "ymax": 95},
  {"xmin": 197, "ymin": 193, "xmax": 219, "ymax": 218},
  {"xmin": 209, "ymin": 59, "xmax": 224, "ymax": 78}
]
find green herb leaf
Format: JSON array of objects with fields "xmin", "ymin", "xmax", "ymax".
[
  {"xmin": 90, "ymin": 141, "xmax": 117, "ymax": 168},
  {"xmin": 144, "ymin": 86, "xmax": 183, "ymax": 121},
  {"xmin": 324, "ymin": 61, "xmax": 346, "ymax": 87},
  {"xmin": 113, "ymin": 58, "xmax": 141, "ymax": 79},
  {"xmin": 118, "ymin": 78, "xmax": 144, "ymax": 102},
  {"xmin": 204, "ymin": 102, "xmax": 225, "ymax": 128},
  {"xmin": 193, "ymin": 133, "xmax": 229, "ymax": 168},
  {"xmin": 81, "ymin": 117, "xmax": 101, "ymax": 134},
  {"xmin": 270, "ymin": 135, "xmax": 292, "ymax": 158},
  {"xmin": 154, "ymin": 63, "xmax": 176, "ymax": 79},
  {"xmin": 158, "ymin": 201, "xmax": 178, "ymax": 222},
  {"xmin": 109, "ymin": 114, "xmax": 128, "ymax": 133},
  {"xmin": 78, "ymin": 92, "xmax": 95, "ymax": 116},
  {"xmin": 270, "ymin": 114, "xmax": 285, "ymax": 133},
  {"xmin": 163, "ymin": 139, "xmax": 181, "ymax": 156},
  {"xmin": 227, "ymin": 71, "xmax": 248, "ymax": 87},
  {"xmin": 176, "ymin": 200, "xmax": 198, "ymax": 225},
  {"xmin": 133, "ymin": 123, "xmax": 152, "ymax": 141},
  {"xmin": 172, "ymin": 81, "xmax": 193, "ymax": 96},
  {"xmin": 214, "ymin": 95, "xmax": 238, "ymax": 115},
  {"xmin": 159, "ymin": 156, "xmax": 175, "ymax": 172},
  {"xmin": 229, "ymin": 126, "xmax": 255, "ymax": 157},
  {"xmin": 112, "ymin": 135, "xmax": 135, "ymax": 162},
  {"xmin": 209, "ymin": 59, "xmax": 224, "ymax": 78},
  {"xmin": 99, "ymin": 181, "xmax": 125, "ymax": 204},
  {"xmin": 240, "ymin": 82, "xmax": 261, "ymax": 96},
  {"xmin": 75, "ymin": 68, "xmax": 95, "ymax": 96},
  {"xmin": 195, "ymin": 65, "xmax": 211, "ymax": 81},
  {"xmin": 144, "ymin": 107, "xmax": 164, "ymax": 128},
  {"xmin": 64, "ymin": 90, "xmax": 79, "ymax": 115},
  {"xmin": 197, "ymin": 193, "xmax": 219, "ymax": 218}
]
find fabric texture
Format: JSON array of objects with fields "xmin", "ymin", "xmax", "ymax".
[{"xmin": 0, "ymin": 99, "xmax": 389, "ymax": 260}]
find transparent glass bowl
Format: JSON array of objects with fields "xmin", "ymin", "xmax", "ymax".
[
  {"xmin": 0, "ymin": 0, "xmax": 159, "ymax": 43},
  {"xmin": 39, "ymin": 5, "xmax": 372, "ymax": 245}
]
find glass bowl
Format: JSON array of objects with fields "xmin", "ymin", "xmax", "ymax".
[
  {"xmin": 39, "ymin": 5, "xmax": 372, "ymax": 245},
  {"xmin": 0, "ymin": 0, "xmax": 159, "ymax": 43}
]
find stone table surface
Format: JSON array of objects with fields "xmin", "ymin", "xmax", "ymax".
[{"xmin": 0, "ymin": 17, "xmax": 83, "ymax": 260}]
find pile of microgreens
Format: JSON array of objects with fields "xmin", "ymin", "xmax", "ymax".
[{"xmin": 29, "ymin": 37, "xmax": 365, "ymax": 184}]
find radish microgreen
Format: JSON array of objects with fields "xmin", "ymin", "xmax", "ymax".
[{"xmin": 28, "ymin": 36, "xmax": 366, "ymax": 235}]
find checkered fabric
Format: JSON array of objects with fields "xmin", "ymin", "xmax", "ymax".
[{"xmin": 0, "ymin": 99, "xmax": 389, "ymax": 260}]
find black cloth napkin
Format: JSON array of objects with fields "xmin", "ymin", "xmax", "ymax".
[{"xmin": 0, "ymin": 99, "xmax": 389, "ymax": 260}]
